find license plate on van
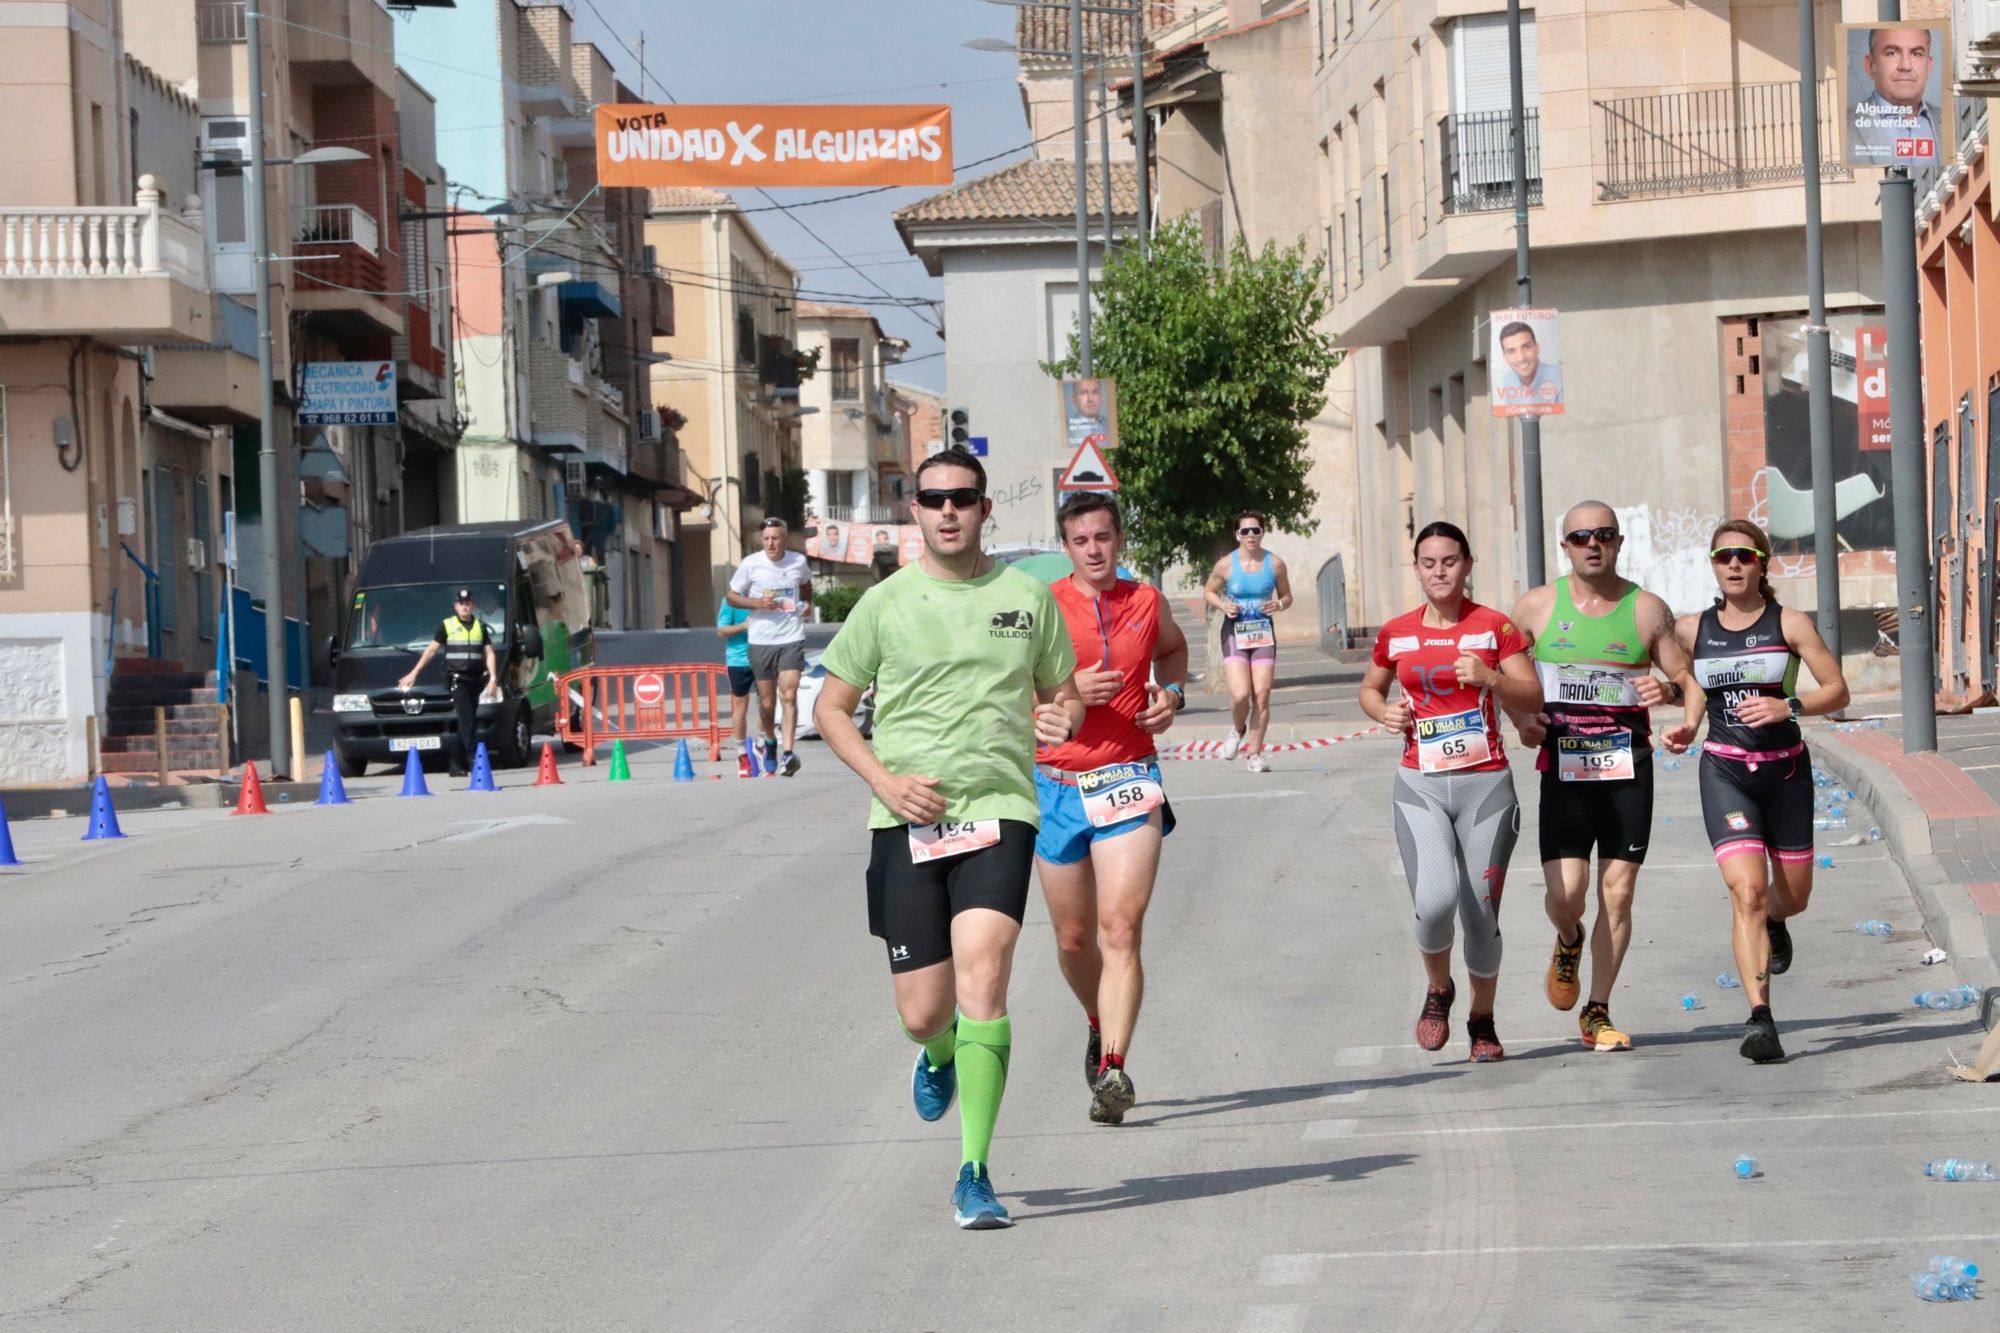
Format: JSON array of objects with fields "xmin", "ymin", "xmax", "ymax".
[{"xmin": 390, "ymin": 736, "xmax": 441, "ymax": 752}]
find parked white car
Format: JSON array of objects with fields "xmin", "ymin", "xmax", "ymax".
[{"xmin": 790, "ymin": 651, "xmax": 873, "ymax": 740}]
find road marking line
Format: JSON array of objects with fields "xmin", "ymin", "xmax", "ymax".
[
  {"xmin": 1234, "ymin": 1304, "xmax": 1307, "ymax": 1332},
  {"xmin": 1337, "ymin": 1103, "xmax": 2000, "ymax": 1141},
  {"xmin": 442, "ymin": 815, "xmax": 574, "ymax": 842},
  {"xmin": 1331, "ymin": 1045, "xmax": 1383, "ymax": 1068},
  {"xmin": 1278, "ymin": 1231, "xmax": 2000, "ymax": 1265},
  {"xmin": 1174, "ymin": 790, "xmax": 1307, "ymax": 803},
  {"xmin": 1303, "ymin": 1119, "xmax": 1359, "ymax": 1140}
]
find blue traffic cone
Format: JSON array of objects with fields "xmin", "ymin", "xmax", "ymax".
[
  {"xmin": 0, "ymin": 796, "xmax": 19, "ymax": 866},
  {"xmin": 673, "ymin": 738, "xmax": 695, "ymax": 782},
  {"xmin": 82, "ymin": 776, "xmax": 126, "ymax": 840},
  {"xmin": 315, "ymin": 751, "xmax": 351, "ymax": 806},
  {"xmin": 398, "ymin": 748, "xmax": 432, "ymax": 797},
  {"xmin": 468, "ymin": 742, "xmax": 498, "ymax": 792}
]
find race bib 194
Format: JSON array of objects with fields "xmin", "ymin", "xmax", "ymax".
[
  {"xmin": 1232, "ymin": 616, "xmax": 1275, "ymax": 650},
  {"xmin": 1556, "ymin": 731, "xmax": 1635, "ymax": 782},
  {"xmin": 908, "ymin": 819, "xmax": 1001, "ymax": 863},
  {"xmin": 1415, "ymin": 707, "xmax": 1492, "ymax": 773},
  {"xmin": 1076, "ymin": 762, "xmax": 1165, "ymax": 828}
]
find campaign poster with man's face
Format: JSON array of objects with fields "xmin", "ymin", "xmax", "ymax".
[
  {"xmin": 1489, "ymin": 309, "xmax": 1564, "ymax": 418},
  {"xmin": 1060, "ymin": 376, "xmax": 1118, "ymax": 455},
  {"xmin": 1840, "ymin": 22, "xmax": 1952, "ymax": 169}
]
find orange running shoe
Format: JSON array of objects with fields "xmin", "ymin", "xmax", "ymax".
[
  {"xmin": 1544, "ymin": 929, "xmax": 1584, "ymax": 1011},
  {"xmin": 1415, "ymin": 981, "xmax": 1455, "ymax": 1052},
  {"xmin": 1579, "ymin": 1001, "xmax": 1632, "ymax": 1052}
]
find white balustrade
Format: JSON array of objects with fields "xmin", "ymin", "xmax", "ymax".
[{"xmin": 0, "ymin": 177, "xmax": 209, "ymax": 288}]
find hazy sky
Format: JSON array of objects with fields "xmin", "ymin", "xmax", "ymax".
[{"xmin": 558, "ymin": 0, "xmax": 1043, "ymax": 393}]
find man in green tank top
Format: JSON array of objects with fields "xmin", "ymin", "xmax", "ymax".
[{"xmin": 1509, "ymin": 502, "xmax": 1701, "ymax": 1052}]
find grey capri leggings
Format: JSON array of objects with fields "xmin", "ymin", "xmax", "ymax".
[{"xmin": 1390, "ymin": 766, "xmax": 1521, "ymax": 978}]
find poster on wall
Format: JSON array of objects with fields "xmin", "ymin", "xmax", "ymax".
[
  {"xmin": 1838, "ymin": 22, "xmax": 1952, "ymax": 169},
  {"xmin": 1489, "ymin": 310, "xmax": 1564, "ymax": 418},
  {"xmin": 1856, "ymin": 325, "xmax": 1891, "ymax": 452},
  {"xmin": 814, "ymin": 518, "xmax": 849, "ymax": 563},
  {"xmin": 1755, "ymin": 315, "xmax": 1892, "ymax": 557},
  {"xmin": 898, "ymin": 525, "xmax": 924, "ymax": 566},
  {"xmin": 299, "ymin": 361, "xmax": 397, "ymax": 427}
]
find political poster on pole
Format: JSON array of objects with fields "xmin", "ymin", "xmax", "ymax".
[
  {"xmin": 1838, "ymin": 23, "xmax": 1952, "ymax": 170},
  {"xmin": 1060, "ymin": 377, "xmax": 1117, "ymax": 456},
  {"xmin": 1490, "ymin": 310, "xmax": 1564, "ymax": 418}
]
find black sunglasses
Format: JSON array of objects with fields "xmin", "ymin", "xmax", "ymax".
[
  {"xmin": 915, "ymin": 487, "xmax": 984, "ymax": 510},
  {"xmin": 1564, "ymin": 526, "xmax": 1621, "ymax": 546}
]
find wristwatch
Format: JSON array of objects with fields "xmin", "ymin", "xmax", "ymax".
[
  {"xmin": 1786, "ymin": 696, "xmax": 1804, "ymax": 721},
  {"xmin": 1666, "ymin": 681, "xmax": 1685, "ymax": 705},
  {"xmin": 1164, "ymin": 682, "xmax": 1186, "ymax": 711}
]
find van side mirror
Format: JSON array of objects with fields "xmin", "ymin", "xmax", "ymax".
[{"xmin": 517, "ymin": 624, "xmax": 544, "ymax": 658}]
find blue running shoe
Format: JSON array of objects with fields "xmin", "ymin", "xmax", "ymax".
[
  {"xmin": 952, "ymin": 1162, "xmax": 1012, "ymax": 1230},
  {"xmin": 911, "ymin": 1050, "xmax": 956, "ymax": 1122}
]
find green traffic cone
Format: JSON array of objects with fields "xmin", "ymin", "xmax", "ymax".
[{"xmin": 607, "ymin": 739, "xmax": 632, "ymax": 782}]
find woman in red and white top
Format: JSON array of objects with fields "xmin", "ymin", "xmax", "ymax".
[{"xmin": 1359, "ymin": 521, "xmax": 1543, "ymax": 1061}]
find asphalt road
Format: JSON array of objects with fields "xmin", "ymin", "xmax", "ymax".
[{"xmin": 4, "ymin": 671, "xmax": 1998, "ymax": 1329}]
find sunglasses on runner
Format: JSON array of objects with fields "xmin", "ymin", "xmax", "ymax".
[
  {"xmin": 1710, "ymin": 546, "xmax": 1766, "ymax": 565},
  {"xmin": 1238, "ymin": 526, "xmax": 1263, "ymax": 537},
  {"xmin": 1563, "ymin": 526, "xmax": 1621, "ymax": 546},
  {"xmin": 915, "ymin": 487, "xmax": 984, "ymax": 510}
]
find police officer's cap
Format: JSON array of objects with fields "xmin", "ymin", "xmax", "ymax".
[{"xmin": 454, "ymin": 588, "xmax": 474, "ymax": 601}]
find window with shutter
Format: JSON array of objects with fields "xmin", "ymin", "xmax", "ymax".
[{"xmin": 1450, "ymin": 14, "xmax": 1537, "ymax": 116}]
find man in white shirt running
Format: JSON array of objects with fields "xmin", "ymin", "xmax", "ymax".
[{"xmin": 727, "ymin": 517, "xmax": 814, "ymax": 776}]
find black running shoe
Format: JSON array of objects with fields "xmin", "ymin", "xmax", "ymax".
[
  {"xmin": 1089, "ymin": 1066, "xmax": 1136, "ymax": 1125},
  {"xmin": 1740, "ymin": 1009, "xmax": 1785, "ymax": 1064},
  {"xmin": 1084, "ymin": 1026, "xmax": 1102, "ymax": 1090},
  {"xmin": 1766, "ymin": 917, "xmax": 1793, "ymax": 975}
]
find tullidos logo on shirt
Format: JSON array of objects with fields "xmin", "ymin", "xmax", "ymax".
[{"xmin": 989, "ymin": 609, "xmax": 1035, "ymax": 639}]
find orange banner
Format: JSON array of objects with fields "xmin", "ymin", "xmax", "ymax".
[{"xmin": 595, "ymin": 105, "xmax": 952, "ymax": 188}]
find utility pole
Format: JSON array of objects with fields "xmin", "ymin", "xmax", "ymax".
[
  {"xmin": 1098, "ymin": 67, "xmax": 1114, "ymax": 248},
  {"xmin": 1799, "ymin": 0, "xmax": 1841, "ymax": 656},
  {"xmin": 1072, "ymin": 0, "xmax": 1092, "ymax": 375},
  {"xmin": 1879, "ymin": 0, "xmax": 1937, "ymax": 750},
  {"xmin": 1506, "ymin": 0, "xmax": 1543, "ymax": 586},
  {"xmin": 1132, "ymin": 1, "xmax": 1149, "ymax": 253},
  {"xmin": 245, "ymin": 0, "xmax": 290, "ymax": 779}
]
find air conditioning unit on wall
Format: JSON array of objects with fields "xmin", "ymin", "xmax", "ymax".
[
  {"xmin": 185, "ymin": 537, "xmax": 207, "ymax": 570},
  {"xmin": 637, "ymin": 409, "xmax": 661, "ymax": 443}
]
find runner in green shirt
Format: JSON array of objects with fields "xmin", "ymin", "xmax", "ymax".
[{"xmin": 816, "ymin": 447, "xmax": 1084, "ymax": 1230}]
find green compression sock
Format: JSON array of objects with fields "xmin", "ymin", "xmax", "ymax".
[
  {"xmin": 953, "ymin": 1014, "xmax": 1012, "ymax": 1166},
  {"xmin": 901, "ymin": 1015, "xmax": 957, "ymax": 1070}
]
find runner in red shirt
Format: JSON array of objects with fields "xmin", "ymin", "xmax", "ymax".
[
  {"xmin": 1359, "ymin": 521, "xmax": 1542, "ymax": 1061},
  {"xmin": 1035, "ymin": 492, "xmax": 1189, "ymax": 1125}
]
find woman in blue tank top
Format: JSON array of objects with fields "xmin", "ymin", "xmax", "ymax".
[{"xmin": 1201, "ymin": 510, "xmax": 1293, "ymax": 772}]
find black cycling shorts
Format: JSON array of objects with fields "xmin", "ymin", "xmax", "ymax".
[
  {"xmin": 1698, "ymin": 748, "xmax": 1815, "ymax": 864},
  {"xmin": 865, "ymin": 820, "xmax": 1037, "ymax": 973},
  {"xmin": 1538, "ymin": 762, "xmax": 1655, "ymax": 865}
]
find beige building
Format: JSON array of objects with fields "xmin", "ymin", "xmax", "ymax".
[
  {"xmin": 796, "ymin": 300, "xmax": 910, "ymax": 567},
  {"xmin": 1304, "ymin": 0, "xmax": 1888, "ymax": 667},
  {"xmin": 645, "ymin": 189, "xmax": 804, "ymax": 627}
]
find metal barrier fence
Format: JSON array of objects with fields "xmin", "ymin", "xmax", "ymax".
[{"xmin": 555, "ymin": 664, "xmax": 730, "ymax": 767}]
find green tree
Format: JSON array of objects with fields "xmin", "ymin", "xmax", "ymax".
[{"xmin": 1046, "ymin": 218, "xmax": 1342, "ymax": 574}]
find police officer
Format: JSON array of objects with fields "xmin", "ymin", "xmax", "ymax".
[{"xmin": 398, "ymin": 588, "xmax": 500, "ymax": 777}]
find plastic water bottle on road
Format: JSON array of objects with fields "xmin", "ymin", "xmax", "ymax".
[
  {"xmin": 1914, "ymin": 986, "xmax": 1980, "ymax": 1011},
  {"xmin": 1733, "ymin": 1154, "xmax": 1757, "ymax": 1180},
  {"xmin": 1717, "ymin": 973, "xmax": 1741, "ymax": 989},
  {"xmin": 1922, "ymin": 1158, "xmax": 1996, "ymax": 1181},
  {"xmin": 1681, "ymin": 994, "xmax": 1703, "ymax": 1011},
  {"xmin": 1815, "ymin": 854, "xmax": 1835, "ymax": 869},
  {"xmin": 1912, "ymin": 1272, "xmax": 1976, "ymax": 1302},
  {"xmin": 1856, "ymin": 920, "xmax": 1892, "ymax": 936},
  {"xmin": 1928, "ymin": 1256, "xmax": 1980, "ymax": 1281}
]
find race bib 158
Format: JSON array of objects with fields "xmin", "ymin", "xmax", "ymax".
[{"xmin": 1076, "ymin": 762, "xmax": 1165, "ymax": 828}]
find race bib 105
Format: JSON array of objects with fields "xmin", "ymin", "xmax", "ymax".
[{"xmin": 1556, "ymin": 731, "xmax": 1635, "ymax": 782}]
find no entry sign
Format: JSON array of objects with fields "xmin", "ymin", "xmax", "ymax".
[{"xmin": 633, "ymin": 673, "xmax": 665, "ymax": 707}]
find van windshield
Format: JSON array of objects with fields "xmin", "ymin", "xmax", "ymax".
[{"xmin": 347, "ymin": 583, "xmax": 507, "ymax": 651}]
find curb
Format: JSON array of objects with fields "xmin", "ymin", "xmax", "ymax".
[{"xmin": 1809, "ymin": 730, "xmax": 2000, "ymax": 1005}]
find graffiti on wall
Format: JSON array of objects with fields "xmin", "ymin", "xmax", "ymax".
[{"xmin": 1603, "ymin": 503, "xmax": 1722, "ymax": 615}]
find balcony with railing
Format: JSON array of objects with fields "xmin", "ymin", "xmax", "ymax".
[
  {"xmin": 296, "ymin": 203, "xmax": 378, "ymax": 254},
  {"xmin": 0, "ymin": 177, "xmax": 211, "ymax": 342},
  {"xmin": 821, "ymin": 503, "xmax": 906, "ymax": 525},
  {"xmin": 294, "ymin": 202, "xmax": 402, "ymax": 335},
  {"xmin": 1595, "ymin": 79, "xmax": 1851, "ymax": 201},
  {"xmin": 1440, "ymin": 111, "xmax": 1542, "ymax": 216}
]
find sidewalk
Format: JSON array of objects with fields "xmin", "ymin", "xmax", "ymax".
[{"xmin": 1811, "ymin": 708, "xmax": 2000, "ymax": 1001}]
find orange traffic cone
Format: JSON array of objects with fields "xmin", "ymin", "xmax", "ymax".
[
  {"xmin": 534, "ymin": 741, "xmax": 563, "ymax": 786},
  {"xmin": 234, "ymin": 761, "xmax": 270, "ymax": 815}
]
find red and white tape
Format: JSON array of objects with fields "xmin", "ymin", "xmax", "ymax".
[{"xmin": 1158, "ymin": 725, "xmax": 1383, "ymax": 760}]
